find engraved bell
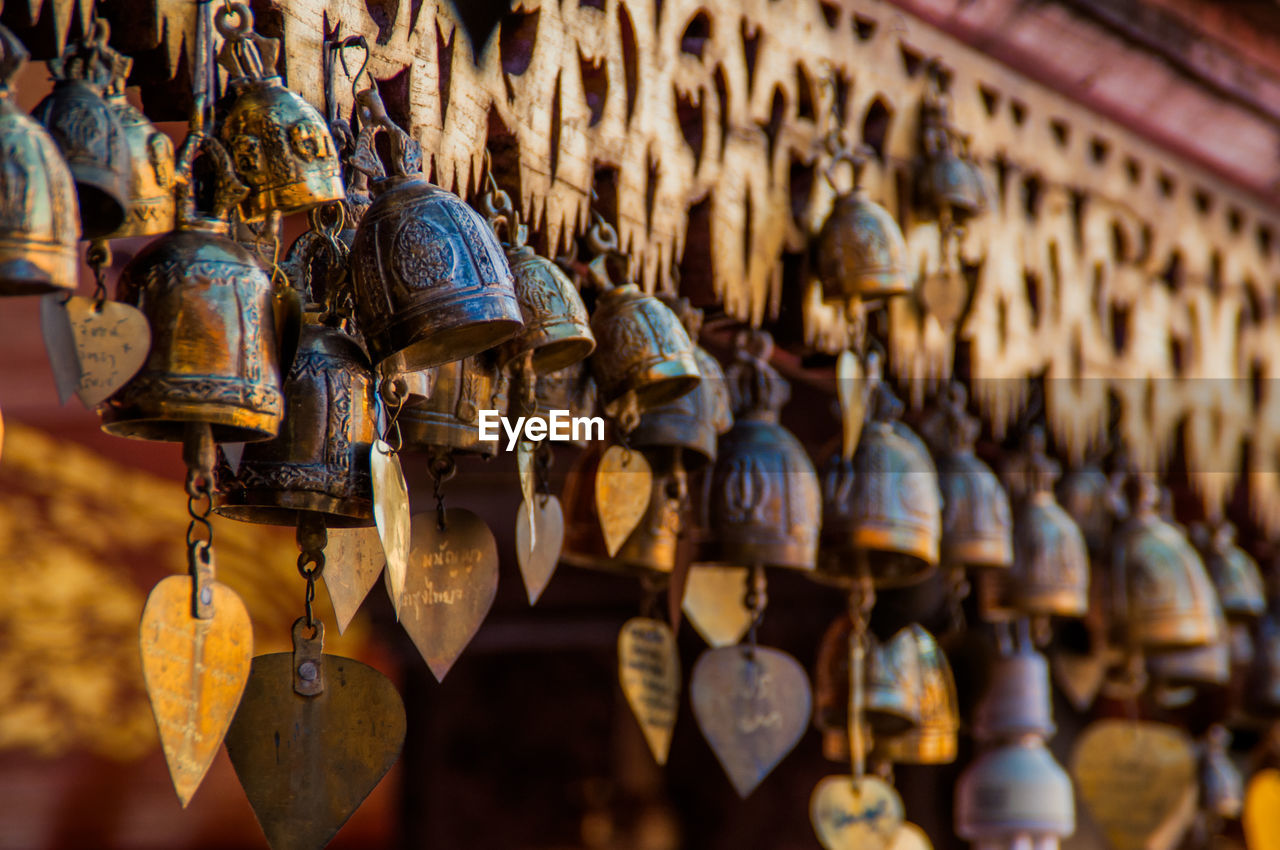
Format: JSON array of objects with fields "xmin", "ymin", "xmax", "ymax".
[
  {"xmin": 215, "ymin": 3, "xmax": 343, "ymax": 221},
  {"xmin": 31, "ymin": 20, "xmax": 131, "ymax": 238},
  {"xmin": 1193, "ymin": 521, "xmax": 1265, "ymax": 623},
  {"xmin": 100, "ymin": 132, "xmax": 282, "ymax": 442},
  {"xmin": 0, "ymin": 24, "xmax": 79, "ymax": 296},
  {"xmin": 630, "ymin": 297, "xmax": 733, "ymax": 469},
  {"xmin": 921, "ymin": 383, "xmax": 1013, "ymax": 569},
  {"xmin": 1112, "ymin": 475, "xmax": 1224, "ymax": 650},
  {"xmin": 348, "ymin": 88, "xmax": 522, "ymax": 373},
  {"xmin": 398, "ymin": 352, "xmax": 509, "ymax": 459},
  {"xmin": 878, "ymin": 624, "xmax": 959, "ymax": 765},
  {"xmin": 820, "ymin": 366, "xmax": 942, "ymax": 587},
  {"xmin": 865, "ymin": 626, "xmax": 923, "ymax": 736},
  {"xmin": 954, "ymin": 738, "xmax": 1075, "ymax": 848},
  {"xmin": 101, "ymin": 50, "xmax": 174, "ymax": 238},
  {"xmin": 706, "ymin": 329, "xmax": 820, "ymax": 571},
  {"xmin": 1009, "ymin": 432, "xmax": 1090, "ymax": 618},
  {"xmin": 973, "ymin": 647, "xmax": 1055, "ymax": 741},
  {"xmin": 560, "ymin": 444, "xmax": 685, "ymax": 578}
]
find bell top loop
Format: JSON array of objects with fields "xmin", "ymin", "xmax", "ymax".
[
  {"xmin": 173, "ymin": 131, "xmax": 249, "ymax": 232},
  {"xmin": 48, "ymin": 18, "xmax": 115, "ymax": 88},
  {"xmin": 350, "ymin": 86, "xmax": 421, "ymax": 181},
  {"xmin": 725, "ymin": 329, "xmax": 789, "ymax": 421},
  {"xmin": 216, "ymin": 2, "xmax": 280, "ymax": 84},
  {"xmin": 921, "ymin": 381, "xmax": 979, "ymax": 455}
]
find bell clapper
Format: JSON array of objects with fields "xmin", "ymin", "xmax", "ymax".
[{"xmin": 847, "ymin": 559, "xmax": 876, "ymax": 787}]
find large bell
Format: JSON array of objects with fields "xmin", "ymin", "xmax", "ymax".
[
  {"xmin": 706, "ymin": 329, "xmax": 819, "ymax": 571},
  {"xmin": 820, "ymin": 371, "xmax": 941, "ymax": 587},
  {"xmin": 630, "ymin": 297, "xmax": 733, "ymax": 469},
  {"xmin": 1009, "ymin": 433, "xmax": 1090, "ymax": 618},
  {"xmin": 100, "ymin": 133, "xmax": 282, "ymax": 442},
  {"xmin": 31, "ymin": 20, "xmax": 131, "ymax": 238},
  {"xmin": 954, "ymin": 739, "xmax": 1076, "ymax": 847},
  {"xmin": 588, "ymin": 284, "xmax": 700, "ymax": 413},
  {"xmin": 814, "ymin": 155, "xmax": 910, "ymax": 308},
  {"xmin": 561, "ymin": 444, "xmax": 685, "ymax": 578},
  {"xmin": 349, "ymin": 89, "xmax": 521, "ymax": 373},
  {"xmin": 1112, "ymin": 475, "xmax": 1223, "ymax": 651},
  {"xmin": 1147, "ymin": 639, "xmax": 1230, "ymax": 691},
  {"xmin": 1194, "ymin": 521, "xmax": 1265, "ymax": 622},
  {"xmin": 973, "ymin": 648, "xmax": 1055, "ymax": 741},
  {"xmin": 398, "ymin": 352, "xmax": 508, "ymax": 459},
  {"xmin": 0, "ymin": 24, "xmax": 79, "ymax": 296},
  {"xmin": 215, "ymin": 3, "xmax": 343, "ymax": 220},
  {"xmin": 214, "ymin": 311, "xmax": 376, "ymax": 526},
  {"xmin": 878, "ymin": 624, "xmax": 959, "ymax": 765},
  {"xmin": 921, "ymin": 383, "xmax": 1012, "ymax": 569}
]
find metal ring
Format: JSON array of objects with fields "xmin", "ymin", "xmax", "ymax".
[{"xmin": 214, "ymin": 2, "xmax": 253, "ymax": 39}]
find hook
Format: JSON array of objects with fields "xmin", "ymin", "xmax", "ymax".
[{"xmin": 338, "ymin": 34, "xmax": 372, "ymax": 103}]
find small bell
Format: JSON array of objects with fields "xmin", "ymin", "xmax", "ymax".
[
  {"xmin": 630, "ymin": 297, "xmax": 733, "ymax": 469},
  {"xmin": 1056, "ymin": 462, "xmax": 1118, "ymax": 565},
  {"xmin": 1112, "ymin": 475, "xmax": 1224, "ymax": 651},
  {"xmin": 706, "ymin": 329, "xmax": 820, "ymax": 571},
  {"xmin": 864, "ymin": 626, "xmax": 924, "ymax": 737},
  {"xmin": 398, "ymin": 353, "xmax": 509, "ymax": 459},
  {"xmin": 348, "ymin": 87, "xmax": 522, "ymax": 373},
  {"xmin": 101, "ymin": 132, "xmax": 283, "ymax": 442},
  {"xmin": 973, "ymin": 647, "xmax": 1055, "ymax": 741},
  {"xmin": 921, "ymin": 383, "xmax": 1013, "ymax": 570},
  {"xmin": 916, "ymin": 75, "xmax": 986, "ymax": 223},
  {"xmin": 31, "ymin": 20, "xmax": 132, "ymax": 238},
  {"xmin": 878, "ymin": 624, "xmax": 959, "ymax": 765},
  {"xmin": 1194, "ymin": 521, "xmax": 1266, "ymax": 623},
  {"xmin": 215, "ymin": 3, "xmax": 343, "ymax": 220},
  {"xmin": 0, "ymin": 24, "xmax": 79, "ymax": 296},
  {"xmin": 531, "ymin": 360, "xmax": 599, "ymax": 449},
  {"xmin": 954, "ymin": 739, "xmax": 1076, "ymax": 847},
  {"xmin": 1200, "ymin": 725, "xmax": 1243, "ymax": 821},
  {"xmin": 820, "ymin": 361, "xmax": 942, "ymax": 587},
  {"xmin": 102, "ymin": 48, "xmax": 175, "ymax": 239}
]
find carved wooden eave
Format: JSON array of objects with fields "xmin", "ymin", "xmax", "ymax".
[{"xmin": 9, "ymin": 0, "xmax": 1280, "ymax": 530}]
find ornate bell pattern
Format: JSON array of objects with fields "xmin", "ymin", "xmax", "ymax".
[
  {"xmin": 707, "ymin": 329, "xmax": 819, "ymax": 571},
  {"xmin": 215, "ymin": 3, "xmax": 343, "ymax": 221},
  {"xmin": 0, "ymin": 24, "xmax": 79, "ymax": 296},
  {"xmin": 814, "ymin": 151, "xmax": 910, "ymax": 307},
  {"xmin": 588, "ymin": 283, "xmax": 700, "ymax": 412},
  {"xmin": 101, "ymin": 133, "xmax": 283, "ymax": 442},
  {"xmin": 399, "ymin": 353, "xmax": 509, "ymax": 458},
  {"xmin": 101, "ymin": 47, "xmax": 174, "ymax": 239}
]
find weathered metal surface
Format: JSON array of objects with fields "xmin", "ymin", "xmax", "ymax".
[
  {"xmin": 138, "ymin": 574, "xmax": 253, "ymax": 807},
  {"xmin": 322, "ymin": 525, "xmax": 384, "ymax": 634},
  {"xmin": 370, "ymin": 438, "xmax": 409, "ymax": 614},
  {"xmin": 595, "ymin": 445, "xmax": 651, "ymax": 558},
  {"xmin": 681, "ymin": 565, "xmax": 753, "ymax": 649},
  {"xmin": 810, "ymin": 775, "xmax": 904, "ymax": 850},
  {"xmin": 515, "ymin": 494, "xmax": 563, "ymax": 605},
  {"xmin": 617, "ymin": 617, "xmax": 679, "ymax": 766}
]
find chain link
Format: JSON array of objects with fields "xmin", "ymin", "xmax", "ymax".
[
  {"xmin": 86, "ymin": 239, "xmax": 111, "ymax": 308},
  {"xmin": 429, "ymin": 450, "xmax": 456, "ymax": 530}
]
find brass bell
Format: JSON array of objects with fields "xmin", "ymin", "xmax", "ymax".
[
  {"xmin": 917, "ymin": 81, "xmax": 986, "ymax": 222},
  {"xmin": 973, "ymin": 647, "xmax": 1055, "ymax": 741},
  {"xmin": 1194, "ymin": 521, "xmax": 1266, "ymax": 623},
  {"xmin": 215, "ymin": 3, "xmax": 343, "ymax": 220},
  {"xmin": 0, "ymin": 24, "xmax": 79, "ymax": 296},
  {"xmin": 815, "ymin": 149, "xmax": 910, "ymax": 308},
  {"xmin": 561, "ymin": 444, "xmax": 685, "ymax": 578},
  {"xmin": 214, "ymin": 311, "xmax": 376, "ymax": 527},
  {"xmin": 865, "ymin": 626, "xmax": 923, "ymax": 736},
  {"xmin": 1200, "ymin": 725, "xmax": 1243, "ymax": 821},
  {"xmin": 954, "ymin": 738, "xmax": 1076, "ymax": 847},
  {"xmin": 348, "ymin": 87, "xmax": 522, "ymax": 373},
  {"xmin": 1009, "ymin": 431, "xmax": 1090, "ymax": 618},
  {"xmin": 101, "ymin": 132, "xmax": 283, "ymax": 442},
  {"xmin": 102, "ymin": 49, "xmax": 174, "ymax": 238},
  {"xmin": 921, "ymin": 383, "xmax": 1013, "ymax": 569},
  {"xmin": 706, "ymin": 329, "xmax": 819, "ymax": 571},
  {"xmin": 630, "ymin": 297, "xmax": 733, "ymax": 468},
  {"xmin": 1112, "ymin": 475, "xmax": 1223, "ymax": 651},
  {"xmin": 878, "ymin": 624, "xmax": 959, "ymax": 765},
  {"xmin": 398, "ymin": 353, "xmax": 509, "ymax": 459},
  {"xmin": 31, "ymin": 20, "xmax": 132, "ymax": 238},
  {"xmin": 820, "ymin": 366, "xmax": 941, "ymax": 587}
]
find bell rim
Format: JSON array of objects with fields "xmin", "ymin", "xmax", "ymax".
[
  {"xmin": 0, "ymin": 247, "xmax": 78, "ymax": 295},
  {"xmin": 498, "ymin": 332, "xmax": 597, "ymax": 376},
  {"xmin": 212, "ymin": 498, "xmax": 376, "ymax": 528},
  {"xmin": 374, "ymin": 315, "xmax": 524, "ymax": 374},
  {"xmin": 878, "ymin": 727, "xmax": 959, "ymax": 765},
  {"xmin": 236, "ymin": 171, "xmax": 346, "ymax": 223},
  {"xmin": 100, "ymin": 407, "xmax": 282, "ymax": 444}
]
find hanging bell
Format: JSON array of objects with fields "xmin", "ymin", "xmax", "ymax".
[
  {"xmin": 0, "ymin": 24, "xmax": 79, "ymax": 296},
  {"xmin": 1200, "ymin": 725, "xmax": 1243, "ymax": 821},
  {"xmin": 954, "ymin": 738, "xmax": 1076, "ymax": 848},
  {"xmin": 706, "ymin": 329, "xmax": 820, "ymax": 571},
  {"xmin": 878, "ymin": 624, "xmax": 959, "ymax": 765},
  {"xmin": 530, "ymin": 360, "xmax": 599, "ymax": 449},
  {"xmin": 819, "ymin": 362, "xmax": 942, "ymax": 587},
  {"xmin": 31, "ymin": 20, "xmax": 131, "ymax": 238},
  {"xmin": 348, "ymin": 87, "xmax": 522, "ymax": 373},
  {"xmin": 101, "ymin": 132, "xmax": 283, "ymax": 442},
  {"xmin": 916, "ymin": 81, "xmax": 986, "ymax": 223},
  {"xmin": 630, "ymin": 297, "xmax": 733, "ymax": 469},
  {"xmin": 1056, "ymin": 462, "xmax": 1118, "ymax": 565},
  {"xmin": 398, "ymin": 352, "xmax": 509, "ymax": 459},
  {"xmin": 920, "ymin": 383, "xmax": 1013, "ymax": 570},
  {"xmin": 813, "ymin": 613, "xmax": 855, "ymax": 762},
  {"xmin": 560, "ymin": 444, "xmax": 685, "ymax": 578},
  {"xmin": 973, "ymin": 647, "xmax": 1055, "ymax": 741},
  {"xmin": 1112, "ymin": 475, "xmax": 1224, "ymax": 651},
  {"xmin": 1194, "ymin": 521, "xmax": 1266, "ymax": 623},
  {"xmin": 864, "ymin": 626, "xmax": 924, "ymax": 737},
  {"xmin": 215, "ymin": 3, "xmax": 343, "ymax": 220},
  {"xmin": 101, "ymin": 49, "xmax": 174, "ymax": 239}
]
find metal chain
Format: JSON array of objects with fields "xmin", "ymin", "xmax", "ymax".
[
  {"xmin": 296, "ymin": 518, "xmax": 327, "ymax": 629},
  {"xmin": 742, "ymin": 564, "xmax": 768, "ymax": 660},
  {"xmin": 378, "ymin": 376, "xmax": 407, "ymax": 452},
  {"xmin": 86, "ymin": 239, "xmax": 111, "ymax": 309},
  {"xmin": 535, "ymin": 441, "xmax": 553, "ymax": 505},
  {"xmin": 848, "ymin": 557, "xmax": 875, "ymax": 781},
  {"xmin": 429, "ymin": 450, "xmax": 456, "ymax": 531}
]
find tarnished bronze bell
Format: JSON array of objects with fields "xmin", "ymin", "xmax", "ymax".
[
  {"xmin": 100, "ymin": 50, "xmax": 174, "ymax": 239},
  {"xmin": 0, "ymin": 24, "xmax": 79, "ymax": 296},
  {"xmin": 820, "ymin": 366, "xmax": 941, "ymax": 587},
  {"xmin": 101, "ymin": 132, "xmax": 282, "ymax": 442},
  {"xmin": 706, "ymin": 329, "xmax": 819, "ymax": 571},
  {"xmin": 215, "ymin": 3, "xmax": 343, "ymax": 221},
  {"xmin": 815, "ymin": 151, "xmax": 910, "ymax": 309},
  {"xmin": 878, "ymin": 624, "xmax": 959, "ymax": 765},
  {"xmin": 865, "ymin": 626, "xmax": 923, "ymax": 736},
  {"xmin": 31, "ymin": 20, "xmax": 131, "ymax": 238},
  {"xmin": 1009, "ymin": 432, "xmax": 1090, "ymax": 618},
  {"xmin": 973, "ymin": 647, "xmax": 1055, "ymax": 741},
  {"xmin": 955, "ymin": 738, "xmax": 1075, "ymax": 846},
  {"xmin": 1112, "ymin": 475, "xmax": 1223, "ymax": 651},
  {"xmin": 348, "ymin": 88, "xmax": 522, "ymax": 373},
  {"xmin": 561, "ymin": 444, "xmax": 685, "ymax": 578},
  {"xmin": 214, "ymin": 310, "xmax": 376, "ymax": 526},
  {"xmin": 398, "ymin": 352, "xmax": 509, "ymax": 459},
  {"xmin": 630, "ymin": 297, "xmax": 733, "ymax": 469},
  {"xmin": 921, "ymin": 383, "xmax": 1012, "ymax": 569},
  {"xmin": 1194, "ymin": 521, "xmax": 1266, "ymax": 623}
]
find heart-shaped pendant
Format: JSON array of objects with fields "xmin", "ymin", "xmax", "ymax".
[
  {"xmin": 682, "ymin": 565, "xmax": 754, "ymax": 648},
  {"xmin": 810, "ymin": 775, "xmax": 905, "ymax": 850},
  {"xmin": 371, "ymin": 439, "xmax": 410, "ymax": 615},
  {"xmin": 323, "ymin": 526, "xmax": 385, "ymax": 634},
  {"xmin": 1071, "ymin": 720, "xmax": 1196, "ymax": 850},
  {"xmin": 1245, "ymin": 768, "xmax": 1280, "ymax": 850},
  {"xmin": 596, "ymin": 445, "xmax": 652, "ymax": 556},
  {"xmin": 516, "ymin": 494, "xmax": 564, "ymax": 604},
  {"xmin": 61, "ymin": 295, "xmax": 152, "ymax": 407},
  {"xmin": 890, "ymin": 823, "xmax": 932, "ymax": 850},
  {"xmin": 691, "ymin": 645, "xmax": 811, "ymax": 797},
  {"xmin": 836, "ymin": 350, "xmax": 865, "ymax": 460},
  {"xmin": 396, "ymin": 509, "xmax": 499, "ymax": 681},
  {"xmin": 139, "ymin": 574, "xmax": 253, "ymax": 807},
  {"xmin": 225, "ymin": 621, "xmax": 405, "ymax": 850},
  {"xmin": 618, "ymin": 617, "xmax": 680, "ymax": 765}
]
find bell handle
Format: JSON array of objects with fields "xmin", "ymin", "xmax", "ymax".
[
  {"xmin": 824, "ymin": 143, "xmax": 874, "ymax": 193},
  {"xmin": 351, "ymin": 85, "xmax": 421, "ymax": 179},
  {"xmin": 172, "ymin": 130, "xmax": 250, "ymax": 227},
  {"xmin": 0, "ymin": 23, "xmax": 28, "ymax": 88},
  {"xmin": 215, "ymin": 2, "xmax": 280, "ymax": 81}
]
